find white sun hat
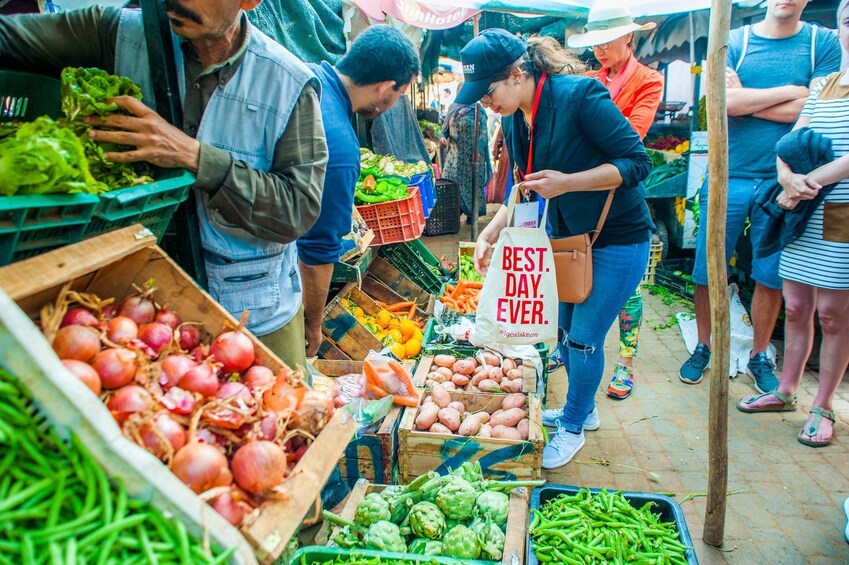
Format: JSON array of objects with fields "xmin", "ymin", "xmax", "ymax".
[{"xmin": 567, "ymin": 3, "xmax": 657, "ymax": 49}]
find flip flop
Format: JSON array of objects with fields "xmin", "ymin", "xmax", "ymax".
[
  {"xmin": 798, "ymin": 406, "xmax": 836, "ymax": 448},
  {"xmin": 736, "ymin": 389, "xmax": 797, "ymax": 413}
]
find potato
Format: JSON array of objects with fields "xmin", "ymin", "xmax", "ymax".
[
  {"xmin": 501, "ymin": 378, "xmax": 523, "ymax": 394},
  {"xmin": 502, "ymin": 393, "xmax": 526, "ymax": 410},
  {"xmin": 452, "ymin": 358, "xmax": 476, "ymax": 375},
  {"xmin": 471, "ymin": 372, "xmax": 489, "ymax": 387},
  {"xmin": 427, "ymin": 371, "xmax": 448, "ymax": 384},
  {"xmin": 477, "ymin": 379, "xmax": 501, "ymax": 392},
  {"xmin": 458, "ymin": 414, "xmax": 482, "ymax": 436},
  {"xmin": 442, "ymin": 382, "xmax": 457, "ymax": 391},
  {"xmin": 425, "ymin": 379, "xmax": 436, "ymax": 388},
  {"xmin": 490, "ymin": 409, "xmax": 504, "ymax": 421},
  {"xmin": 429, "ymin": 422, "xmax": 453, "ymax": 434},
  {"xmin": 517, "ymin": 419, "xmax": 530, "ymax": 440},
  {"xmin": 473, "ymin": 365, "xmax": 486, "ymax": 376},
  {"xmin": 431, "ymin": 383, "xmax": 451, "ymax": 408},
  {"xmin": 490, "ymin": 407, "xmax": 525, "ymax": 428},
  {"xmin": 437, "ymin": 407, "xmax": 461, "ymax": 431},
  {"xmin": 475, "ymin": 412, "xmax": 491, "ymax": 424},
  {"xmin": 433, "ymin": 354, "xmax": 456, "ymax": 368},
  {"xmin": 505, "ymin": 368, "xmax": 523, "ymax": 380},
  {"xmin": 435, "ymin": 367, "xmax": 454, "ymax": 380},
  {"xmin": 452, "ymin": 373, "xmax": 470, "ymax": 387},
  {"xmin": 448, "ymin": 401, "xmax": 466, "ymax": 413},
  {"xmin": 501, "ymin": 358, "xmax": 517, "ymax": 373},
  {"xmin": 478, "ymin": 424, "xmax": 492, "ymax": 438},
  {"xmin": 480, "ymin": 351, "xmax": 500, "ymax": 366},
  {"xmin": 491, "ymin": 425, "xmax": 522, "ymax": 440},
  {"xmin": 423, "ymin": 396, "xmax": 434, "ymax": 404},
  {"xmin": 415, "ymin": 403, "xmax": 439, "ymax": 430},
  {"xmin": 467, "ymin": 385, "xmax": 480, "ymax": 392},
  {"xmin": 487, "ymin": 366, "xmax": 504, "ymax": 382}
]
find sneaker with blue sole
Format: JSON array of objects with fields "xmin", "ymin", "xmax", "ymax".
[
  {"xmin": 746, "ymin": 352, "xmax": 779, "ymax": 394},
  {"xmin": 679, "ymin": 342, "xmax": 711, "ymax": 385},
  {"xmin": 542, "ymin": 423, "xmax": 585, "ymax": 469},
  {"xmin": 541, "ymin": 406, "xmax": 600, "ymax": 430}
]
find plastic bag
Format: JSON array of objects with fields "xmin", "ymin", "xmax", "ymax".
[{"xmin": 363, "ymin": 351, "xmax": 418, "ymax": 406}]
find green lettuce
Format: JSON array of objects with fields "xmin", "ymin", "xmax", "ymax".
[{"xmin": 61, "ymin": 67, "xmax": 143, "ymax": 120}]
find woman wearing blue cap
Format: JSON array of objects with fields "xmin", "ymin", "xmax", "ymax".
[{"xmin": 465, "ymin": 30, "xmax": 654, "ymax": 469}]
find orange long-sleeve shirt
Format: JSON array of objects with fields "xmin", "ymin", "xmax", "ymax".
[{"xmin": 589, "ymin": 56, "xmax": 664, "ymax": 140}]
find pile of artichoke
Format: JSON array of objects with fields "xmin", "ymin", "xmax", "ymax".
[{"xmin": 322, "ymin": 463, "xmax": 544, "ymax": 561}]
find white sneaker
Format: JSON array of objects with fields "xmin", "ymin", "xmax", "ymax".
[
  {"xmin": 541, "ymin": 406, "xmax": 600, "ymax": 431},
  {"xmin": 843, "ymin": 496, "xmax": 849, "ymax": 544},
  {"xmin": 542, "ymin": 425, "xmax": 585, "ymax": 469}
]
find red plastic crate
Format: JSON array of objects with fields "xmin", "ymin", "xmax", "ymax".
[{"xmin": 357, "ymin": 186, "xmax": 425, "ymax": 246}]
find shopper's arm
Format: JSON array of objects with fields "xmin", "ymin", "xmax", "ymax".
[
  {"xmin": 474, "ymin": 204, "xmax": 509, "ymax": 275},
  {"xmin": 298, "ymin": 261, "xmax": 333, "ymax": 357},
  {"xmin": 726, "ymin": 84, "xmax": 809, "ymax": 117},
  {"xmin": 625, "ymin": 77, "xmax": 663, "ymax": 140},
  {"xmin": 195, "ymin": 83, "xmax": 328, "ymax": 244}
]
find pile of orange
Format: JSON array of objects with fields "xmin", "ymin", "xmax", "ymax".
[{"xmin": 341, "ymin": 297, "xmax": 424, "ymax": 360}]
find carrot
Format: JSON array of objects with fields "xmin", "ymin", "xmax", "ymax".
[
  {"xmin": 451, "ymin": 281, "xmax": 466, "ymax": 299},
  {"xmin": 407, "ymin": 303, "xmax": 416, "ymax": 319},
  {"xmin": 462, "ymin": 280, "xmax": 484, "ymax": 289},
  {"xmin": 392, "ymin": 395, "xmax": 420, "ymax": 407},
  {"xmin": 387, "ymin": 301, "xmax": 414, "ymax": 312},
  {"xmin": 388, "ymin": 359, "xmax": 417, "ymax": 395}
]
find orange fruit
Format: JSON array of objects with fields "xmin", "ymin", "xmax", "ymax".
[
  {"xmin": 400, "ymin": 318, "xmax": 416, "ymax": 340},
  {"xmin": 404, "ymin": 339, "xmax": 422, "ymax": 358},
  {"xmin": 389, "ymin": 328, "xmax": 404, "ymax": 343},
  {"xmin": 391, "ymin": 342, "xmax": 407, "ymax": 359}
]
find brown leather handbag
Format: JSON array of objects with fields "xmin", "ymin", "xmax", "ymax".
[{"xmin": 549, "ymin": 190, "xmax": 614, "ymax": 304}]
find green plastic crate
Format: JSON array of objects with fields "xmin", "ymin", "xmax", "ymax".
[
  {"xmin": 290, "ymin": 546, "xmax": 494, "ymax": 565},
  {"xmin": 378, "ymin": 240, "xmax": 449, "ymax": 295},
  {"xmin": 0, "ymin": 70, "xmax": 61, "ymax": 122},
  {"xmin": 0, "ymin": 194, "xmax": 100, "ymax": 266}
]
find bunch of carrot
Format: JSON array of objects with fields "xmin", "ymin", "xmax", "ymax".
[
  {"xmin": 362, "ymin": 355, "xmax": 419, "ymax": 407},
  {"xmin": 384, "ymin": 301, "xmax": 419, "ymax": 321},
  {"xmin": 438, "ymin": 280, "xmax": 483, "ymax": 314}
]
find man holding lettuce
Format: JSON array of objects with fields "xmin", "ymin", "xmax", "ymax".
[{"xmin": 0, "ymin": 0, "xmax": 328, "ymax": 370}]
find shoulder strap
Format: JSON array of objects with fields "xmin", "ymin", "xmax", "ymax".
[
  {"xmin": 734, "ymin": 25, "xmax": 750, "ymax": 73},
  {"xmin": 589, "ymin": 190, "xmax": 615, "ymax": 246},
  {"xmin": 811, "ymin": 24, "xmax": 818, "ymax": 75}
]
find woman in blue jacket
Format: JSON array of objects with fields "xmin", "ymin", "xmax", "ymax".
[{"xmin": 463, "ymin": 30, "xmax": 653, "ymax": 469}]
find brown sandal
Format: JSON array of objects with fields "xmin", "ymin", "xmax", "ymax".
[
  {"xmin": 798, "ymin": 407, "xmax": 836, "ymax": 448},
  {"xmin": 737, "ymin": 389, "xmax": 797, "ymax": 413}
]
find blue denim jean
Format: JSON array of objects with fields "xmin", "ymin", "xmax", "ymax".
[
  {"xmin": 692, "ymin": 176, "xmax": 782, "ymax": 290},
  {"xmin": 558, "ymin": 240, "xmax": 651, "ymax": 433}
]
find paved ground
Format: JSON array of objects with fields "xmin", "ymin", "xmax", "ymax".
[{"xmin": 423, "ymin": 215, "xmax": 849, "ymax": 565}]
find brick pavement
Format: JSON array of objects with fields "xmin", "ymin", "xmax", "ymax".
[{"xmin": 422, "ymin": 223, "xmax": 849, "ymax": 564}]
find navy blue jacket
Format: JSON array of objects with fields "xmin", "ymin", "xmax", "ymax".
[
  {"xmin": 507, "ymin": 73, "xmax": 653, "ymax": 248},
  {"xmin": 297, "ymin": 62, "xmax": 360, "ymax": 265}
]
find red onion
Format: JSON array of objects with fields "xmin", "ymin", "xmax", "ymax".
[
  {"xmin": 61, "ymin": 307, "xmax": 99, "ymax": 328},
  {"xmin": 210, "ymin": 488, "xmax": 249, "ymax": 526},
  {"xmin": 178, "ymin": 359, "xmax": 220, "ymax": 397},
  {"xmin": 257, "ymin": 413, "xmax": 277, "ymax": 441},
  {"xmin": 263, "ymin": 371, "xmax": 304, "ymax": 417},
  {"xmin": 138, "ymin": 322, "xmax": 173, "ymax": 356},
  {"xmin": 105, "ymin": 316, "xmax": 138, "ymax": 344},
  {"xmin": 118, "ymin": 292, "xmax": 156, "ymax": 325},
  {"xmin": 155, "ymin": 308, "xmax": 182, "ymax": 330},
  {"xmin": 209, "ymin": 313, "xmax": 255, "ymax": 374},
  {"xmin": 107, "ymin": 384, "xmax": 151, "ymax": 423},
  {"xmin": 243, "ymin": 365, "xmax": 274, "ymax": 392},
  {"xmin": 170, "ymin": 442, "xmax": 232, "ymax": 494},
  {"xmin": 159, "ymin": 354, "xmax": 197, "ymax": 390},
  {"xmin": 92, "ymin": 348, "xmax": 138, "ymax": 389},
  {"xmin": 178, "ymin": 325, "xmax": 202, "ymax": 351},
  {"xmin": 139, "ymin": 412, "xmax": 187, "ymax": 460},
  {"xmin": 189, "ymin": 344, "xmax": 208, "ymax": 364},
  {"xmin": 61, "ymin": 359, "xmax": 101, "ymax": 395},
  {"xmin": 52, "ymin": 325, "xmax": 100, "ymax": 363},
  {"xmin": 231, "ymin": 441, "xmax": 287, "ymax": 495},
  {"xmin": 160, "ymin": 387, "xmax": 197, "ymax": 415},
  {"xmin": 206, "ymin": 382, "xmax": 255, "ymax": 429},
  {"xmin": 294, "ymin": 390, "xmax": 333, "ymax": 436},
  {"xmin": 101, "ymin": 303, "xmax": 119, "ymax": 321}
]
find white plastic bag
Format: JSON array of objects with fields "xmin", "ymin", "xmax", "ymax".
[{"xmin": 474, "ymin": 188, "xmax": 558, "ymax": 347}]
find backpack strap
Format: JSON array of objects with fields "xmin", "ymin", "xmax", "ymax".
[
  {"xmin": 811, "ymin": 24, "xmax": 818, "ymax": 76},
  {"xmin": 734, "ymin": 25, "xmax": 750, "ymax": 73}
]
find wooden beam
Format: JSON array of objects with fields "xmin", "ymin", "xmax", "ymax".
[{"xmin": 703, "ymin": 0, "xmax": 733, "ymax": 548}]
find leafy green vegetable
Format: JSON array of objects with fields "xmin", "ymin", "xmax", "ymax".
[
  {"xmin": 0, "ymin": 116, "xmax": 105, "ymax": 196},
  {"xmin": 61, "ymin": 67, "xmax": 143, "ymax": 120}
]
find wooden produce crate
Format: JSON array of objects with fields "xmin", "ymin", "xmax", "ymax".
[
  {"xmin": 366, "ymin": 255, "xmax": 435, "ymax": 308},
  {"xmin": 321, "ymin": 282, "xmax": 384, "ymax": 360},
  {"xmin": 311, "ymin": 359, "xmax": 406, "ymax": 486},
  {"xmin": 413, "ymin": 352, "xmax": 538, "ymax": 395},
  {"xmin": 361, "ymin": 274, "xmax": 431, "ymax": 319},
  {"xmin": 398, "ymin": 390, "xmax": 543, "ymax": 483},
  {"xmin": 326, "ymin": 479, "xmax": 530, "ymax": 565},
  {"xmin": 0, "ymin": 225, "xmax": 357, "ymax": 565}
]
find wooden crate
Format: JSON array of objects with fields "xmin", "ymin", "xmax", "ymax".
[
  {"xmin": 366, "ymin": 255, "xmax": 434, "ymax": 311},
  {"xmin": 311, "ymin": 359, "xmax": 406, "ymax": 486},
  {"xmin": 321, "ymin": 282, "xmax": 384, "ymax": 360},
  {"xmin": 399, "ymin": 389, "xmax": 543, "ymax": 483},
  {"xmin": 324, "ymin": 479, "xmax": 530, "ymax": 565},
  {"xmin": 0, "ymin": 225, "xmax": 357, "ymax": 565},
  {"xmin": 361, "ymin": 274, "xmax": 431, "ymax": 319},
  {"xmin": 413, "ymin": 352, "xmax": 539, "ymax": 394}
]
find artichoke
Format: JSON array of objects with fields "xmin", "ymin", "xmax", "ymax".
[
  {"xmin": 363, "ymin": 521, "xmax": 407, "ymax": 553},
  {"xmin": 354, "ymin": 493, "xmax": 391, "ymax": 527},
  {"xmin": 380, "ymin": 485, "xmax": 403, "ymax": 502},
  {"xmin": 409, "ymin": 538, "xmax": 444, "ymax": 555},
  {"xmin": 436, "ymin": 477, "xmax": 477, "ymax": 520},
  {"xmin": 476, "ymin": 519, "xmax": 506, "ymax": 560},
  {"xmin": 441, "ymin": 524, "xmax": 481, "ymax": 559},
  {"xmin": 475, "ymin": 490, "xmax": 510, "ymax": 527},
  {"xmin": 457, "ymin": 461, "xmax": 484, "ymax": 486},
  {"xmin": 409, "ymin": 501, "xmax": 447, "ymax": 540}
]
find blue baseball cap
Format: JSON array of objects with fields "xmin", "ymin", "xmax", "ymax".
[{"xmin": 455, "ymin": 29, "xmax": 527, "ymax": 105}]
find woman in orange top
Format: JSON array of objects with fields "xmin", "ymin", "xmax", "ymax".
[{"xmin": 568, "ymin": 5, "xmax": 663, "ymax": 400}]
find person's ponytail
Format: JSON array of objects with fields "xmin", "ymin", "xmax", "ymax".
[{"xmin": 524, "ymin": 36, "xmax": 587, "ymax": 76}]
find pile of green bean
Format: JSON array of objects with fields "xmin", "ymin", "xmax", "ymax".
[
  {"xmin": 0, "ymin": 369, "xmax": 235, "ymax": 564},
  {"xmin": 530, "ymin": 489, "xmax": 690, "ymax": 565}
]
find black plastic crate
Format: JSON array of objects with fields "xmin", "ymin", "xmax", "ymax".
[
  {"xmin": 424, "ymin": 179, "xmax": 460, "ymax": 236},
  {"xmin": 656, "ymin": 258, "xmax": 696, "ymax": 299},
  {"xmin": 529, "ymin": 485, "xmax": 699, "ymax": 565}
]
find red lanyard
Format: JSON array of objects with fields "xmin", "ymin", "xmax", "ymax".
[{"xmin": 524, "ymin": 73, "xmax": 548, "ymax": 176}]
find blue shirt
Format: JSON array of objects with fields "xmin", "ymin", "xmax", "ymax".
[
  {"xmin": 297, "ymin": 62, "xmax": 360, "ymax": 265},
  {"xmin": 727, "ymin": 22, "xmax": 841, "ymax": 178}
]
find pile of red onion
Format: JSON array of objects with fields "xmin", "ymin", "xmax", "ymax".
[{"xmin": 44, "ymin": 286, "xmax": 333, "ymax": 527}]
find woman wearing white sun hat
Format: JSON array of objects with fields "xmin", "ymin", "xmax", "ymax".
[{"xmin": 556, "ymin": 4, "xmax": 663, "ymax": 402}]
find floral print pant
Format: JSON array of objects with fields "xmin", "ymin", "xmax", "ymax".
[{"xmin": 618, "ymin": 287, "xmax": 643, "ymax": 358}]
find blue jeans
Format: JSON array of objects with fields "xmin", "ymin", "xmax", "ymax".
[
  {"xmin": 558, "ymin": 240, "xmax": 651, "ymax": 433},
  {"xmin": 692, "ymin": 176, "xmax": 782, "ymax": 290}
]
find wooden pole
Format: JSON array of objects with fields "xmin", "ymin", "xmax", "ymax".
[
  {"xmin": 703, "ymin": 0, "xmax": 733, "ymax": 547},
  {"xmin": 470, "ymin": 14, "xmax": 482, "ymax": 240}
]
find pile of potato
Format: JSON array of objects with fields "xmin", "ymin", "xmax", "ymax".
[
  {"xmin": 422, "ymin": 352, "xmax": 524, "ymax": 394},
  {"xmin": 414, "ymin": 386, "xmax": 530, "ymax": 440}
]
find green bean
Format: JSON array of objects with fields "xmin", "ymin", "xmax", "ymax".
[
  {"xmin": 136, "ymin": 526, "xmax": 158, "ymax": 565},
  {"xmin": 175, "ymin": 517, "xmax": 192, "ymax": 565},
  {"xmin": 78, "ymin": 514, "xmax": 149, "ymax": 550},
  {"xmin": 0, "ymin": 475, "xmax": 58, "ymax": 513}
]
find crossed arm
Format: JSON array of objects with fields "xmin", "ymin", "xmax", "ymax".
[{"xmin": 725, "ymin": 67, "xmax": 811, "ymax": 123}]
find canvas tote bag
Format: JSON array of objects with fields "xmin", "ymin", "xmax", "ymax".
[{"xmin": 474, "ymin": 186, "xmax": 559, "ymax": 347}]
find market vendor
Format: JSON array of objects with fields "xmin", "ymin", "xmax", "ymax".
[
  {"xmin": 0, "ymin": 0, "xmax": 328, "ymax": 370},
  {"xmin": 297, "ymin": 25, "xmax": 420, "ymax": 357},
  {"xmin": 564, "ymin": 4, "xmax": 662, "ymax": 401}
]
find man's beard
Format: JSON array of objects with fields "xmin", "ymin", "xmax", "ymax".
[{"xmin": 163, "ymin": 0, "xmax": 203, "ymax": 25}]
